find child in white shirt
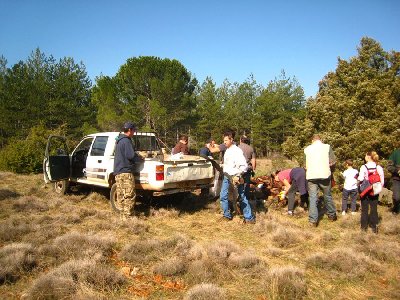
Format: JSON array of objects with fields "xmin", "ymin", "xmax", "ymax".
[{"xmin": 341, "ymin": 159, "xmax": 359, "ymax": 215}]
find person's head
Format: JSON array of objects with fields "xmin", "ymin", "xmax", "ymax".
[
  {"xmin": 179, "ymin": 134, "xmax": 188, "ymax": 144},
  {"xmin": 365, "ymin": 151, "xmax": 379, "ymax": 163},
  {"xmin": 273, "ymin": 170, "xmax": 281, "ymax": 182},
  {"xmin": 240, "ymin": 135, "xmax": 250, "ymax": 145},
  {"xmin": 123, "ymin": 121, "xmax": 136, "ymax": 137},
  {"xmin": 311, "ymin": 134, "xmax": 321, "ymax": 142},
  {"xmin": 223, "ymin": 129, "xmax": 236, "ymax": 140},
  {"xmin": 207, "ymin": 138, "xmax": 215, "ymax": 147},
  {"xmin": 223, "ymin": 131, "xmax": 235, "ymax": 148},
  {"xmin": 345, "ymin": 159, "xmax": 353, "ymax": 168}
]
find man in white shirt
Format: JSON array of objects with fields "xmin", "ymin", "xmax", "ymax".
[
  {"xmin": 219, "ymin": 131, "xmax": 255, "ymax": 223},
  {"xmin": 304, "ymin": 134, "xmax": 337, "ymax": 226}
]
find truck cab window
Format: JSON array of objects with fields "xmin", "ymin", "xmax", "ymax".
[{"xmin": 90, "ymin": 136, "xmax": 108, "ymax": 156}]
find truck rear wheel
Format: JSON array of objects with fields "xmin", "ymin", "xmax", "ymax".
[
  {"xmin": 54, "ymin": 180, "xmax": 69, "ymax": 195},
  {"xmin": 110, "ymin": 183, "xmax": 122, "ymax": 213}
]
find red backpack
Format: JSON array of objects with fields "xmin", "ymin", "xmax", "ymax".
[{"xmin": 359, "ymin": 165, "xmax": 382, "ymax": 197}]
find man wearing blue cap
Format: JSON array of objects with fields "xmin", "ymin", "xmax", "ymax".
[{"xmin": 114, "ymin": 121, "xmax": 136, "ymax": 220}]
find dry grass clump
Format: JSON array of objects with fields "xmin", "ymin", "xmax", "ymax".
[
  {"xmin": 120, "ymin": 239, "xmax": 162, "ymax": 264},
  {"xmin": 227, "ymin": 252, "xmax": 260, "ymax": 269},
  {"xmin": 85, "ymin": 192, "xmax": 108, "ymax": 203},
  {"xmin": 271, "ymin": 228, "xmax": 304, "ymax": 248},
  {"xmin": 264, "ymin": 266, "xmax": 307, "ymax": 300},
  {"xmin": 78, "ymin": 207, "xmax": 99, "ymax": 218},
  {"xmin": 12, "ymin": 195, "xmax": 49, "ymax": 212},
  {"xmin": 0, "ymin": 217, "xmax": 36, "ymax": 242},
  {"xmin": 150, "ymin": 207, "xmax": 180, "ymax": 218},
  {"xmin": 49, "ymin": 231, "xmax": 116, "ymax": 262},
  {"xmin": 339, "ymin": 214, "xmax": 360, "ymax": 229},
  {"xmin": 350, "ymin": 233, "xmax": 400, "ymax": 263},
  {"xmin": 0, "ymin": 243, "xmax": 37, "ymax": 284},
  {"xmin": 206, "ymin": 240, "xmax": 240, "ymax": 261},
  {"xmin": 23, "ymin": 224, "xmax": 66, "ymax": 246},
  {"xmin": 187, "ymin": 244, "xmax": 206, "ymax": 261},
  {"xmin": 120, "ymin": 235, "xmax": 192, "ymax": 265},
  {"xmin": 25, "ymin": 259, "xmax": 126, "ymax": 299},
  {"xmin": 162, "ymin": 234, "xmax": 193, "ymax": 257},
  {"xmin": 184, "ymin": 283, "xmax": 226, "ymax": 300},
  {"xmin": 264, "ymin": 247, "xmax": 285, "ymax": 257},
  {"xmin": 186, "ymin": 259, "xmax": 220, "ymax": 283},
  {"xmin": 313, "ymin": 231, "xmax": 337, "ymax": 246},
  {"xmin": 254, "ymin": 218, "xmax": 279, "ymax": 235},
  {"xmin": 153, "ymin": 257, "xmax": 187, "ymax": 276},
  {"xmin": 380, "ymin": 215, "xmax": 400, "ymax": 235},
  {"xmin": 306, "ymin": 248, "xmax": 380, "ymax": 279},
  {"xmin": 57, "ymin": 213, "xmax": 83, "ymax": 224},
  {"xmin": 0, "ymin": 188, "xmax": 20, "ymax": 200}
]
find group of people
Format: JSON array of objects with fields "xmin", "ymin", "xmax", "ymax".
[
  {"xmin": 268, "ymin": 135, "xmax": 399, "ymax": 233},
  {"xmin": 113, "ymin": 121, "xmax": 400, "ymax": 234}
]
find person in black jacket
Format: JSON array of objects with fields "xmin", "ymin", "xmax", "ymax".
[
  {"xmin": 388, "ymin": 146, "xmax": 400, "ymax": 215},
  {"xmin": 114, "ymin": 122, "xmax": 136, "ymax": 220}
]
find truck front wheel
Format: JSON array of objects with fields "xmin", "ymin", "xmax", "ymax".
[
  {"xmin": 54, "ymin": 180, "xmax": 69, "ymax": 195},
  {"xmin": 110, "ymin": 183, "xmax": 122, "ymax": 213}
]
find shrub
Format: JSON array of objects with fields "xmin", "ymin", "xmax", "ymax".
[
  {"xmin": 0, "ymin": 188, "xmax": 20, "ymax": 201},
  {"xmin": 264, "ymin": 266, "xmax": 307, "ymax": 300},
  {"xmin": 153, "ymin": 257, "xmax": 187, "ymax": 276},
  {"xmin": 306, "ymin": 248, "xmax": 380, "ymax": 279},
  {"xmin": 26, "ymin": 259, "xmax": 126, "ymax": 298},
  {"xmin": 0, "ymin": 124, "xmax": 52, "ymax": 174},
  {"xmin": 227, "ymin": 252, "xmax": 260, "ymax": 269},
  {"xmin": 184, "ymin": 283, "xmax": 226, "ymax": 300},
  {"xmin": 206, "ymin": 240, "xmax": 240, "ymax": 261},
  {"xmin": 121, "ymin": 217, "xmax": 150, "ymax": 235},
  {"xmin": 0, "ymin": 217, "xmax": 35, "ymax": 242},
  {"xmin": 50, "ymin": 232, "xmax": 116, "ymax": 262},
  {"xmin": 380, "ymin": 215, "xmax": 400, "ymax": 235},
  {"xmin": 120, "ymin": 239, "xmax": 161, "ymax": 264},
  {"xmin": 13, "ymin": 196, "xmax": 49, "ymax": 212},
  {"xmin": 351, "ymin": 233, "xmax": 400, "ymax": 263},
  {"xmin": 0, "ymin": 243, "xmax": 37, "ymax": 284},
  {"xmin": 186, "ymin": 260, "xmax": 219, "ymax": 283},
  {"xmin": 271, "ymin": 228, "xmax": 303, "ymax": 248}
]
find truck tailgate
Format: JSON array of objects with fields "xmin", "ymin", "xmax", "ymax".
[{"xmin": 163, "ymin": 158, "xmax": 213, "ymax": 184}]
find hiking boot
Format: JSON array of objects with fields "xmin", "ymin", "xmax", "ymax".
[
  {"xmin": 287, "ymin": 210, "xmax": 294, "ymax": 216},
  {"xmin": 372, "ymin": 226, "xmax": 378, "ymax": 234},
  {"xmin": 219, "ymin": 216, "xmax": 233, "ymax": 222},
  {"xmin": 328, "ymin": 215, "xmax": 337, "ymax": 222},
  {"xmin": 243, "ymin": 218, "xmax": 256, "ymax": 224},
  {"xmin": 309, "ymin": 221, "xmax": 318, "ymax": 227}
]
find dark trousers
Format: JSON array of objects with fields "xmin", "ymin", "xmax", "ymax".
[
  {"xmin": 360, "ymin": 195, "xmax": 379, "ymax": 231},
  {"xmin": 342, "ymin": 188, "xmax": 358, "ymax": 212},
  {"xmin": 286, "ymin": 181, "xmax": 308, "ymax": 211},
  {"xmin": 392, "ymin": 179, "xmax": 400, "ymax": 213}
]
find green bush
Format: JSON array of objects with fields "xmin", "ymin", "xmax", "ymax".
[{"xmin": 0, "ymin": 124, "xmax": 51, "ymax": 173}]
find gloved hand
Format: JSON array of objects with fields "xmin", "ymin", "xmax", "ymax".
[
  {"xmin": 232, "ymin": 175, "xmax": 244, "ymax": 185},
  {"xmin": 279, "ymin": 191, "xmax": 286, "ymax": 201}
]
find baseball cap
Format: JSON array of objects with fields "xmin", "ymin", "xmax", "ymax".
[{"xmin": 123, "ymin": 121, "xmax": 136, "ymax": 130}]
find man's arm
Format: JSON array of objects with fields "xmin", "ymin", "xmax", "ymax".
[{"xmin": 329, "ymin": 146, "xmax": 336, "ymax": 166}]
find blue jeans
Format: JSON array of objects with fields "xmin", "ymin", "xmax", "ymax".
[
  {"xmin": 220, "ymin": 175, "xmax": 254, "ymax": 220},
  {"xmin": 308, "ymin": 178, "xmax": 336, "ymax": 223},
  {"xmin": 341, "ymin": 188, "xmax": 358, "ymax": 212}
]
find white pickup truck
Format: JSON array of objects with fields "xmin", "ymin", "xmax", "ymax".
[{"xmin": 43, "ymin": 132, "xmax": 217, "ymax": 212}]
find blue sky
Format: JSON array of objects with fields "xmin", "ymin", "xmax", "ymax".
[{"xmin": 1, "ymin": 0, "xmax": 399, "ymax": 97}]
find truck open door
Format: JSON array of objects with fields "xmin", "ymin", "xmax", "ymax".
[{"xmin": 43, "ymin": 135, "xmax": 70, "ymax": 183}]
